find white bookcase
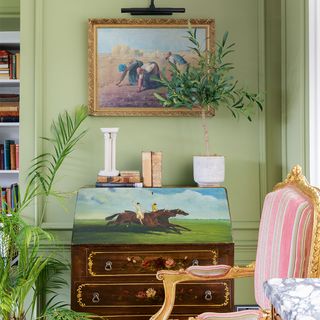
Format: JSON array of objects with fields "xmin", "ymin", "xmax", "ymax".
[{"xmin": 0, "ymin": 31, "xmax": 19, "ymax": 187}]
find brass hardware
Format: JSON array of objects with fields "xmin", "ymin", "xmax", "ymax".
[
  {"xmin": 92, "ymin": 292, "xmax": 100, "ymax": 303},
  {"xmin": 204, "ymin": 290, "xmax": 213, "ymax": 301},
  {"xmin": 191, "ymin": 259, "xmax": 199, "ymax": 266},
  {"xmin": 105, "ymin": 260, "xmax": 113, "ymax": 271}
]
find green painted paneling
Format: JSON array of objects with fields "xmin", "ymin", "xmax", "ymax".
[
  {"xmin": 281, "ymin": 0, "xmax": 309, "ymax": 177},
  {"xmin": 18, "ymin": 0, "xmax": 285, "ymax": 308},
  {"xmin": 28, "ymin": 0, "xmax": 263, "ymax": 227}
]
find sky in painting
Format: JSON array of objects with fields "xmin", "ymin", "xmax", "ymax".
[
  {"xmin": 75, "ymin": 188, "xmax": 230, "ymax": 220},
  {"xmin": 97, "ymin": 27, "xmax": 207, "ymax": 53}
]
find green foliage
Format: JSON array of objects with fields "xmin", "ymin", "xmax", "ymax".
[
  {"xmin": 154, "ymin": 27, "xmax": 263, "ymax": 120},
  {"xmin": 0, "ymin": 105, "xmax": 91, "ymax": 320}
]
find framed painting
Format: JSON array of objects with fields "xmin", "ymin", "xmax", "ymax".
[{"xmin": 88, "ymin": 18, "xmax": 215, "ymax": 116}]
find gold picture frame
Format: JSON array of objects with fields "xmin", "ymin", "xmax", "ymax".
[{"xmin": 88, "ymin": 18, "xmax": 215, "ymax": 117}]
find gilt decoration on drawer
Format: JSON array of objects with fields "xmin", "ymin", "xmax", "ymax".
[
  {"xmin": 87, "ymin": 249, "xmax": 219, "ymax": 276},
  {"xmin": 76, "ymin": 282, "xmax": 230, "ymax": 308}
]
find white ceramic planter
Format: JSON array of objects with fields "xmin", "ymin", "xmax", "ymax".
[{"xmin": 193, "ymin": 155, "xmax": 225, "ymax": 187}]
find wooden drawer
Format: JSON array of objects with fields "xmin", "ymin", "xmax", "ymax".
[
  {"xmin": 90, "ymin": 315, "xmax": 205, "ymax": 320},
  {"xmin": 91, "ymin": 313, "xmax": 206, "ymax": 320},
  {"xmin": 74, "ymin": 280, "xmax": 233, "ymax": 314},
  {"xmin": 72, "ymin": 243, "xmax": 234, "ymax": 279}
]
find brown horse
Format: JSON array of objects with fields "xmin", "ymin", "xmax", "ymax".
[
  {"xmin": 105, "ymin": 208, "xmax": 190, "ymax": 233},
  {"xmin": 105, "ymin": 210, "xmax": 139, "ymax": 226},
  {"xmin": 152, "ymin": 209, "xmax": 191, "ymax": 233}
]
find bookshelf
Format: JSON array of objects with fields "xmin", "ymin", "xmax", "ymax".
[{"xmin": 0, "ymin": 31, "xmax": 19, "ymax": 188}]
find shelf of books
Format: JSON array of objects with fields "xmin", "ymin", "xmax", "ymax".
[{"xmin": 0, "ymin": 31, "xmax": 20, "ymax": 200}]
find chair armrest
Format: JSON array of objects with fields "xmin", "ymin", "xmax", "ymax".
[
  {"xmin": 157, "ymin": 262, "xmax": 255, "ymax": 282},
  {"xmin": 150, "ymin": 262, "xmax": 255, "ymax": 320}
]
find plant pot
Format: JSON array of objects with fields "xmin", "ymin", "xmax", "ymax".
[{"xmin": 193, "ymin": 155, "xmax": 225, "ymax": 187}]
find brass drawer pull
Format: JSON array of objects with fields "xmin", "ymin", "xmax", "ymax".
[
  {"xmin": 204, "ymin": 290, "xmax": 213, "ymax": 301},
  {"xmin": 105, "ymin": 260, "xmax": 112, "ymax": 271},
  {"xmin": 192, "ymin": 259, "xmax": 199, "ymax": 266},
  {"xmin": 92, "ymin": 292, "xmax": 100, "ymax": 303}
]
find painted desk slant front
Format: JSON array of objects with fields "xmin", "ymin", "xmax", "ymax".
[
  {"xmin": 71, "ymin": 187, "xmax": 234, "ymax": 320},
  {"xmin": 264, "ymin": 278, "xmax": 320, "ymax": 320}
]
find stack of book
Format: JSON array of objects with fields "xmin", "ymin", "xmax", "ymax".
[
  {"xmin": 96, "ymin": 171, "xmax": 143, "ymax": 188},
  {"xmin": 142, "ymin": 151, "xmax": 162, "ymax": 187},
  {"xmin": 1, "ymin": 183, "xmax": 19, "ymax": 214},
  {"xmin": 0, "ymin": 140, "xmax": 19, "ymax": 170},
  {"xmin": 0, "ymin": 94, "xmax": 19, "ymax": 122},
  {"xmin": 0, "ymin": 50, "xmax": 20, "ymax": 80}
]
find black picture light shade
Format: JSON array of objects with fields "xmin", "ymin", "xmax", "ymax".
[
  {"xmin": 121, "ymin": 0, "xmax": 185, "ymax": 15},
  {"xmin": 121, "ymin": 7, "xmax": 185, "ymax": 15}
]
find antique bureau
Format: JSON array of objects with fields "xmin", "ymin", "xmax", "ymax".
[{"xmin": 71, "ymin": 187, "xmax": 234, "ymax": 320}]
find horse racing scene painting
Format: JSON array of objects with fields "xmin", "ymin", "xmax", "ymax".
[
  {"xmin": 72, "ymin": 187, "xmax": 232, "ymax": 244},
  {"xmin": 88, "ymin": 19, "xmax": 214, "ymax": 116}
]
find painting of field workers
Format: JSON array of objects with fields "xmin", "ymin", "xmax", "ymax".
[
  {"xmin": 72, "ymin": 187, "xmax": 232, "ymax": 244},
  {"xmin": 95, "ymin": 24, "xmax": 208, "ymax": 109}
]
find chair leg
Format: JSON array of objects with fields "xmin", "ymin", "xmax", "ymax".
[{"xmin": 149, "ymin": 274, "xmax": 178, "ymax": 320}]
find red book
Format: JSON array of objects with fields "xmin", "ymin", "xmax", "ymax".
[
  {"xmin": 15, "ymin": 144, "xmax": 19, "ymax": 170},
  {"xmin": 0, "ymin": 50, "xmax": 9, "ymax": 57}
]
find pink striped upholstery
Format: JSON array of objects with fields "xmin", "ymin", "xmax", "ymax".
[
  {"xmin": 254, "ymin": 186, "xmax": 314, "ymax": 309},
  {"xmin": 195, "ymin": 310, "xmax": 263, "ymax": 320}
]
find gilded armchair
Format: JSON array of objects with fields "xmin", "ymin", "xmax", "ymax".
[{"xmin": 150, "ymin": 165, "xmax": 320, "ymax": 320}]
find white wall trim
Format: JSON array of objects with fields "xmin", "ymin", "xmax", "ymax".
[{"xmin": 309, "ymin": 0, "xmax": 320, "ymax": 186}]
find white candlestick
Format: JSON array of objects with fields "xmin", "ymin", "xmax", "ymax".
[{"xmin": 99, "ymin": 128, "xmax": 119, "ymax": 177}]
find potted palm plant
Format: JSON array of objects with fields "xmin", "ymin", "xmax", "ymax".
[
  {"xmin": 0, "ymin": 105, "xmax": 91, "ymax": 319},
  {"xmin": 154, "ymin": 27, "xmax": 263, "ymax": 186}
]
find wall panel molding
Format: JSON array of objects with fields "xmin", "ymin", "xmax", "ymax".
[{"xmin": 281, "ymin": 0, "xmax": 309, "ymax": 177}]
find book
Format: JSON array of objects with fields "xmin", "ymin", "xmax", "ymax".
[
  {"xmin": 0, "ymin": 50, "xmax": 9, "ymax": 57},
  {"xmin": 1, "ymin": 189, "xmax": 6, "ymax": 214},
  {"xmin": 0, "ymin": 106, "xmax": 19, "ymax": 112},
  {"xmin": 0, "ymin": 144, "xmax": 3, "ymax": 170},
  {"xmin": 15, "ymin": 144, "xmax": 19, "ymax": 170},
  {"xmin": 119, "ymin": 170, "xmax": 140, "ymax": 177},
  {"xmin": 97, "ymin": 175, "xmax": 141, "ymax": 183},
  {"xmin": 0, "ymin": 94, "xmax": 19, "ymax": 102},
  {"xmin": 4, "ymin": 140, "xmax": 14, "ymax": 170},
  {"xmin": 95, "ymin": 182, "xmax": 143, "ymax": 188},
  {"xmin": 151, "ymin": 151, "xmax": 162, "ymax": 187},
  {"xmin": 142, "ymin": 151, "xmax": 152, "ymax": 187},
  {"xmin": 0, "ymin": 111, "xmax": 19, "ymax": 117},
  {"xmin": 0, "ymin": 116, "xmax": 19, "ymax": 122},
  {"xmin": 10, "ymin": 144, "xmax": 16, "ymax": 170},
  {"xmin": 5, "ymin": 187, "xmax": 11, "ymax": 213},
  {"xmin": 10, "ymin": 183, "xmax": 19, "ymax": 211},
  {"xmin": 0, "ymin": 101, "xmax": 19, "ymax": 107},
  {"xmin": 15, "ymin": 53, "xmax": 20, "ymax": 79}
]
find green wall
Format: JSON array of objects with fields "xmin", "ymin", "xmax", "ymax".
[{"xmin": 13, "ymin": 0, "xmax": 300, "ymax": 309}]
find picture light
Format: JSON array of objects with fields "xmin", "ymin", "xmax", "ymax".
[{"xmin": 121, "ymin": 0, "xmax": 186, "ymax": 15}]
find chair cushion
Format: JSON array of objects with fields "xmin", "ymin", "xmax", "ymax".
[
  {"xmin": 254, "ymin": 186, "xmax": 314, "ymax": 309},
  {"xmin": 186, "ymin": 265, "xmax": 231, "ymax": 278},
  {"xmin": 194, "ymin": 310, "xmax": 263, "ymax": 320}
]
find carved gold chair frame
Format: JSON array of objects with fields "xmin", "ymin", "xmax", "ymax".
[{"xmin": 150, "ymin": 165, "xmax": 320, "ymax": 320}]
